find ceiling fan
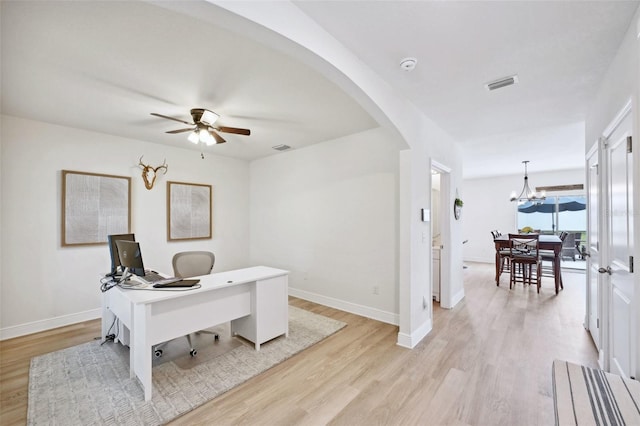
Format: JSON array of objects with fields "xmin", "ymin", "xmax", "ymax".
[{"xmin": 150, "ymin": 108, "xmax": 250, "ymax": 145}]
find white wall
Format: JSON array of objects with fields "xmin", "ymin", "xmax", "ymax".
[
  {"xmin": 0, "ymin": 1, "xmax": 468, "ymax": 348},
  {"xmin": 0, "ymin": 115, "xmax": 251, "ymax": 338},
  {"xmin": 463, "ymin": 168, "xmax": 585, "ymax": 263},
  {"xmin": 250, "ymin": 127, "xmax": 400, "ymax": 323},
  {"xmin": 585, "ymin": 11, "xmax": 639, "ymax": 149},
  {"xmin": 584, "ymin": 9, "xmax": 639, "ymax": 377},
  {"xmin": 215, "ymin": 1, "xmax": 465, "ymax": 348}
]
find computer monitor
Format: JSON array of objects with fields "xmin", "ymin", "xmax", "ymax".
[
  {"xmin": 107, "ymin": 233, "xmax": 135, "ymax": 276},
  {"xmin": 115, "ymin": 240, "xmax": 146, "ymax": 277}
]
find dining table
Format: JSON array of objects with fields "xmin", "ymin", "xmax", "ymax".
[{"xmin": 493, "ymin": 234, "xmax": 564, "ymax": 294}]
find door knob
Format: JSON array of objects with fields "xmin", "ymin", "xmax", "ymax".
[{"xmin": 598, "ymin": 266, "xmax": 612, "ymax": 275}]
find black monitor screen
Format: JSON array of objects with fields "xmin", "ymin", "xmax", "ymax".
[
  {"xmin": 115, "ymin": 240, "xmax": 146, "ymax": 277},
  {"xmin": 107, "ymin": 233, "xmax": 135, "ymax": 276}
]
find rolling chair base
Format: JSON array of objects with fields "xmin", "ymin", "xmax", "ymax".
[{"xmin": 153, "ymin": 331, "xmax": 220, "ymax": 358}]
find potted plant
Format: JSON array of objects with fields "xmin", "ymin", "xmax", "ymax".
[{"xmin": 453, "ymin": 198, "xmax": 463, "ymax": 220}]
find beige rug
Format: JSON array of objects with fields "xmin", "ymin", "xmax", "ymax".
[
  {"xmin": 27, "ymin": 306, "xmax": 345, "ymax": 425},
  {"xmin": 552, "ymin": 359, "xmax": 640, "ymax": 425}
]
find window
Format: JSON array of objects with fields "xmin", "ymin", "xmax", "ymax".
[{"xmin": 517, "ymin": 195, "xmax": 586, "ymax": 235}]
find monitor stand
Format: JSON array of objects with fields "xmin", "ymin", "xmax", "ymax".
[{"xmin": 117, "ymin": 267, "xmax": 131, "ymax": 284}]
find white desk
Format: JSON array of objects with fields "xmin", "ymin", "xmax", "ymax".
[{"xmin": 101, "ymin": 266, "xmax": 289, "ymax": 401}]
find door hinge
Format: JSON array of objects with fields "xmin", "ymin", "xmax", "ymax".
[
  {"xmin": 630, "ymin": 255, "xmax": 634, "ymax": 273},
  {"xmin": 627, "ymin": 136, "xmax": 633, "ymax": 153},
  {"xmin": 597, "ymin": 318, "xmax": 600, "ymax": 328},
  {"xmin": 600, "ymin": 136, "xmax": 608, "ymax": 148}
]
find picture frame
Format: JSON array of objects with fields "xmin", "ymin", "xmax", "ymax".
[
  {"xmin": 167, "ymin": 181, "xmax": 212, "ymax": 241},
  {"xmin": 61, "ymin": 170, "xmax": 131, "ymax": 246}
]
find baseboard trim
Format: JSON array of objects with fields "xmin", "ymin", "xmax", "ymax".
[
  {"xmin": 0, "ymin": 308, "xmax": 102, "ymax": 341},
  {"xmin": 450, "ymin": 288, "xmax": 465, "ymax": 308},
  {"xmin": 464, "ymin": 257, "xmax": 493, "ymax": 264},
  {"xmin": 396, "ymin": 317, "xmax": 432, "ymax": 349},
  {"xmin": 289, "ymin": 288, "xmax": 398, "ymax": 326}
]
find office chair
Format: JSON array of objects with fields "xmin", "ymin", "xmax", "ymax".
[
  {"xmin": 173, "ymin": 251, "xmax": 216, "ymax": 278},
  {"xmin": 153, "ymin": 251, "xmax": 219, "ymax": 358}
]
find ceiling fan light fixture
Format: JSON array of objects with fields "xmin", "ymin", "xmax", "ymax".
[
  {"xmin": 188, "ymin": 130, "xmax": 200, "ymax": 144},
  {"xmin": 153, "ymin": 108, "xmax": 249, "ymax": 147},
  {"xmin": 199, "ymin": 129, "xmax": 215, "ymax": 146},
  {"xmin": 200, "ymin": 110, "xmax": 219, "ymax": 126}
]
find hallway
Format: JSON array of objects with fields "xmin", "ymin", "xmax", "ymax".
[{"xmin": 428, "ymin": 261, "xmax": 597, "ymax": 424}]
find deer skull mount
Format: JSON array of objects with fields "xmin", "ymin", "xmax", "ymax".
[{"xmin": 138, "ymin": 156, "xmax": 168, "ymax": 190}]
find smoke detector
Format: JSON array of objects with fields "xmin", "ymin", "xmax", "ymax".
[
  {"xmin": 399, "ymin": 57, "xmax": 417, "ymax": 72},
  {"xmin": 485, "ymin": 74, "xmax": 519, "ymax": 91}
]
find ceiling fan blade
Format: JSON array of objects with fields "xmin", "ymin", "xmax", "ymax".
[
  {"xmin": 150, "ymin": 112, "xmax": 193, "ymax": 126},
  {"xmin": 166, "ymin": 128, "xmax": 195, "ymax": 134},
  {"xmin": 217, "ymin": 126, "xmax": 251, "ymax": 136},
  {"xmin": 209, "ymin": 129, "xmax": 226, "ymax": 144}
]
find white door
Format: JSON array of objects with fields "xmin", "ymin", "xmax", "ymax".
[
  {"xmin": 586, "ymin": 144, "xmax": 603, "ymax": 365},
  {"xmin": 604, "ymin": 110, "xmax": 634, "ymax": 378}
]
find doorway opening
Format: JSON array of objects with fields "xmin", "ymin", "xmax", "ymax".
[
  {"xmin": 431, "ymin": 169, "xmax": 442, "ymax": 302},
  {"xmin": 431, "ymin": 160, "xmax": 452, "ymax": 307}
]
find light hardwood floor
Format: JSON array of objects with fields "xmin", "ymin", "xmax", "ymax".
[{"xmin": 0, "ymin": 262, "xmax": 597, "ymax": 425}]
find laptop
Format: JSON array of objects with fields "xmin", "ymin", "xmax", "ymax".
[{"xmin": 114, "ymin": 240, "xmax": 175, "ymax": 285}]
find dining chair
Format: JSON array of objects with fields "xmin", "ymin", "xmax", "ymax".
[
  {"xmin": 492, "ymin": 230, "xmax": 511, "ymax": 281},
  {"xmin": 540, "ymin": 231, "xmax": 568, "ymax": 277},
  {"xmin": 508, "ymin": 233, "xmax": 542, "ymax": 293},
  {"xmin": 540, "ymin": 232, "xmax": 567, "ymax": 284},
  {"xmin": 561, "ymin": 232, "xmax": 580, "ymax": 261}
]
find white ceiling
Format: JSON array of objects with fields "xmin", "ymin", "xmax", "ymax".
[
  {"xmin": 1, "ymin": 1, "xmax": 378, "ymax": 160},
  {"xmin": 2, "ymin": 1, "xmax": 638, "ymax": 178}
]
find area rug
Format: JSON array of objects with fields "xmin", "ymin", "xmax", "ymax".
[
  {"xmin": 27, "ymin": 306, "xmax": 346, "ymax": 425},
  {"xmin": 552, "ymin": 359, "xmax": 640, "ymax": 425}
]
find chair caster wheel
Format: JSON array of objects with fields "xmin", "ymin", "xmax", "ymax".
[
  {"xmin": 154, "ymin": 349, "xmax": 163, "ymax": 358},
  {"xmin": 190, "ymin": 349, "xmax": 197, "ymax": 357},
  {"xmin": 214, "ymin": 334, "xmax": 219, "ymax": 341}
]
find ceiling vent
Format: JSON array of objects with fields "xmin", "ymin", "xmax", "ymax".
[
  {"xmin": 485, "ymin": 75, "xmax": 519, "ymax": 91},
  {"xmin": 272, "ymin": 144, "xmax": 291, "ymax": 151}
]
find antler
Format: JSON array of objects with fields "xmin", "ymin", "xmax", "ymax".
[
  {"xmin": 138, "ymin": 156, "xmax": 168, "ymax": 190},
  {"xmin": 154, "ymin": 159, "xmax": 168, "ymax": 175}
]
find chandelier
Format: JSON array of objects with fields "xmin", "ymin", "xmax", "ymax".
[{"xmin": 510, "ymin": 160, "xmax": 546, "ymax": 203}]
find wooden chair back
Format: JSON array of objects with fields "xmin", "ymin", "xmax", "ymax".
[{"xmin": 508, "ymin": 233, "xmax": 540, "ymax": 259}]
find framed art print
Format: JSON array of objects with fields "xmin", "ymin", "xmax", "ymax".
[
  {"xmin": 61, "ymin": 170, "xmax": 131, "ymax": 246},
  {"xmin": 167, "ymin": 181, "xmax": 212, "ymax": 241}
]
